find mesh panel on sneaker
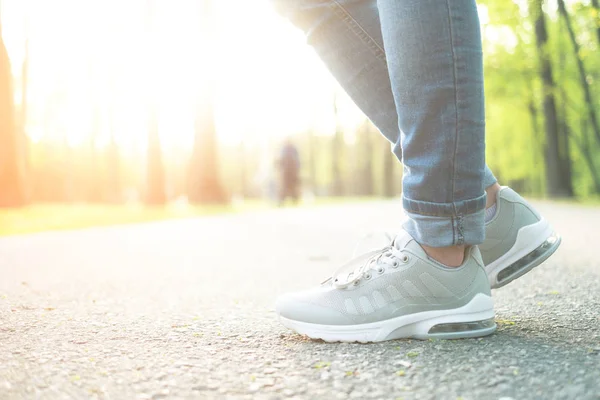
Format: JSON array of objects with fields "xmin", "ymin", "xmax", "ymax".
[{"xmin": 293, "ymin": 258, "xmax": 479, "ymax": 317}]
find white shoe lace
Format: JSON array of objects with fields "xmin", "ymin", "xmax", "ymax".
[{"xmin": 328, "ymin": 235, "xmax": 410, "ymax": 289}]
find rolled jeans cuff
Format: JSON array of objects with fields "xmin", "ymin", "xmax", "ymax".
[
  {"xmin": 402, "ymin": 192, "xmax": 487, "ymax": 247},
  {"xmin": 484, "ymin": 167, "xmax": 498, "ymax": 189},
  {"xmin": 403, "ymin": 209, "xmax": 485, "ymax": 247}
]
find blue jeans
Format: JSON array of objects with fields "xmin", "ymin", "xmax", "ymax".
[{"xmin": 272, "ymin": 0, "xmax": 498, "ymax": 247}]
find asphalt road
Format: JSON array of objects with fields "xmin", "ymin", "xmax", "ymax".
[{"xmin": 1, "ymin": 200, "xmax": 599, "ymax": 400}]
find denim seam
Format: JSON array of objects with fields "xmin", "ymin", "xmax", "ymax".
[
  {"xmin": 457, "ymin": 215, "xmax": 464, "ymax": 245},
  {"xmin": 444, "ymin": 0, "xmax": 460, "ymax": 217},
  {"xmin": 329, "ymin": 1, "xmax": 387, "ymax": 63}
]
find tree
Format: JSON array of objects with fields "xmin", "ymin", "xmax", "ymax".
[
  {"xmin": 358, "ymin": 121, "xmax": 374, "ymax": 195},
  {"xmin": 557, "ymin": 0, "xmax": 600, "ymax": 148},
  {"xmin": 189, "ymin": 72, "xmax": 226, "ymax": 203},
  {"xmin": 105, "ymin": 74, "xmax": 122, "ymax": 203},
  {"xmin": 237, "ymin": 140, "xmax": 247, "ymax": 198},
  {"xmin": 532, "ymin": 0, "xmax": 573, "ymax": 197},
  {"xmin": 568, "ymin": 118, "xmax": 600, "ymax": 193},
  {"xmin": 146, "ymin": 110, "xmax": 166, "ymax": 205},
  {"xmin": 188, "ymin": 0, "xmax": 226, "ymax": 203},
  {"xmin": 382, "ymin": 140, "xmax": 395, "ymax": 198},
  {"xmin": 0, "ymin": 17, "xmax": 25, "ymax": 206},
  {"xmin": 305, "ymin": 129, "xmax": 317, "ymax": 193},
  {"xmin": 144, "ymin": 0, "xmax": 166, "ymax": 205},
  {"xmin": 556, "ymin": 14, "xmax": 574, "ymax": 197},
  {"xmin": 330, "ymin": 93, "xmax": 344, "ymax": 196},
  {"xmin": 106, "ymin": 131, "xmax": 121, "ymax": 203},
  {"xmin": 591, "ymin": 0, "xmax": 600, "ymax": 45},
  {"xmin": 18, "ymin": 27, "xmax": 30, "ymax": 202}
]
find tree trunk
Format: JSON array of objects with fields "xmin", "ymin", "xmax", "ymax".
[
  {"xmin": 532, "ymin": 0, "xmax": 572, "ymax": 197},
  {"xmin": 556, "ymin": 18, "xmax": 574, "ymax": 197},
  {"xmin": 525, "ymin": 75, "xmax": 546, "ymax": 195},
  {"xmin": 361, "ymin": 122, "xmax": 373, "ymax": 196},
  {"xmin": 582, "ymin": 119, "xmax": 600, "ymax": 194},
  {"xmin": 382, "ymin": 141, "xmax": 395, "ymax": 198},
  {"xmin": 558, "ymin": 121, "xmax": 574, "ymax": 196},
  {"xmin": 107, "ymin": 138, "xmax": 121, "ymax": 203},
  {"xmin": 330, "ymin": 129, "xmax": 344, "ymax": 196},
  {"xmin": 107, "ymin": 113, "xmax": 121, "ymax": 203},
  {"xmin": 18, "ymin": 36, "xmax": 30, "ymax": 202},
  {"xmin": 145, "ymin": 0, "xmax": 166, "ymax": 205},
  {"xmin": 0, "ymin": 33, "xmax": 25, "ymax": 207},
  {"xmin": 330, "ymin": 94, "xmax": 343, "ymax": 196},
  {"xmin": 188, "ymin": 0, "xmax": 226, "ymax": 203},
  {"xmin": 238, "ymin": 140, "xmax": 246, "ymax": 198},
  {"xmin": 87, "ymin": 105, "xmax": 104, "ymax": 203},
  {"xmin": 146, "ymin": 110, "xmax": 166, "ymax": 205},
  {"xmin": 307, "ymin": 129, "xmax": 317, "ymax": 193},
  {"xmin": 569, "ymin": 120, "xmax": 600, "ymax": 194},
  {"xmin": 591, "ymin": 0, "xmax": 600, "ymax": 45},
  {"xmin": 528, "ymin": 98, "xmax": 544, "ymax": 195},
  {"xmin": 106, "ymin": 79, "xmax": 121, "ymax": 203},
  {"xmin": 557, "ymin": 0, "xmax": 600, "ymax": 148},
  {"xmin": 189, "ymin": 78, "xmax": 226, "ymax": 203}
]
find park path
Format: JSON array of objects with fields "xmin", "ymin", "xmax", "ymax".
[{"xmin": 0, "ymin": 200, "xmax": 599, "ymax": 399}]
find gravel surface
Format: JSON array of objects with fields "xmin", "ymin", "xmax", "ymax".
[{"xmin": 1, "ymin": 200, "xmax": 599, "ymax": 400}]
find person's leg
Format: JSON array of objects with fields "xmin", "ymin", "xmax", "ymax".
[
  {"xmin": 272, "ymin": 0, "xmax": 560, "ymax": 278},
  {"xmin": 272, "ymin": 0, "xmax": 399, "ymax": 148},
  {"xmin": 272, "ymin": 0, "xmax": 494, "ymax": 253},
  {"xmin": 273, "ymin": 0, "xmax": 495, "ymax": 342},
  {"xmin": 377, "ymin": 0, "xmax": 488, "ymax": 266},
  {"xmin": 272, "ymin": 0, "xmax": 559, "ymax": 342}
]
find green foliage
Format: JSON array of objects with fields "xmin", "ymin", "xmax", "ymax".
[{"xmin": 480, "ymin": 0, "xmax": 600, "ymax": 198}]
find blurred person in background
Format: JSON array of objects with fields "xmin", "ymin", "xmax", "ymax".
[
  {"xmin": 278, "ymin": 138, "xmax": 301, "ymax": 205},
  {"xmin": 272, "ymin": 0, "xmax": 561, "ymax": 342}
]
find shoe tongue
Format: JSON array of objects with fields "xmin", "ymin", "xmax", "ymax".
[{"xmin": 393, "ymin": 230, "xmax": 427, "ymax": 258}]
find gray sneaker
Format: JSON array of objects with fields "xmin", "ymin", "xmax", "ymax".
[
  {"xmin": 276, "ymin": 232, "xmax": 496, "ymax": 342},
  {"xmin": 482, "ymin": 187, "xmax": 561, "ymax": 289}
]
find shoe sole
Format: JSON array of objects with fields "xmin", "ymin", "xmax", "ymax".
[
  {"xmin": 486, "ymin": 218, "xmax": 561, "ymax": 290},
  {"xmin": 278, "ymin": 293, "xmax": 496, "ymax": 343}
]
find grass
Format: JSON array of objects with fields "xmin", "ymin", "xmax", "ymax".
[
  {"xmin": 0, "ymin": 197, "xmax": 379, "ymax": 237},
  {"xmin": 0, "ymin": 203, "xmax": 242, "ymax": 237}
]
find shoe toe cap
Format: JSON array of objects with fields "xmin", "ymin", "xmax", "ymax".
[{"xmin": 276, "ymin": 291, "xmax": 354, "ymax": 325}]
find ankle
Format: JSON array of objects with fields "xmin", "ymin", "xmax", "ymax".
[
  {"xmin": 486, "ymin": 183, "xmax": 501, "ymax": 209},
  {"xmin": 421, "ymin": 245, "xmax": 465, "ymax": 267}
]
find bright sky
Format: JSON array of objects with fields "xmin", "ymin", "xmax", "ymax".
[{"xmin": 1, "ymin": 0, "xmax": 368, "ymax": 153}]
